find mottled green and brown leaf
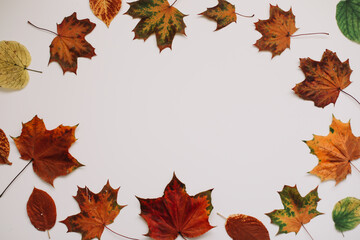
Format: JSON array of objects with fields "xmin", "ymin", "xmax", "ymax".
[
  {"xmin": 125, "ymin": 0, "xmax": 186, "ymax": 51},
  {"xmin": 266, "ymin": 185, "xmax": 322, "ymax": 235},
  {"xmin": 200, "ymin": 0, "xmax": 236, "ymax": 31},
  {"xmin": 61, "ymin": 181, "xmax": 125, "ymax": 240},
  {"xmin": 254, "ymin": 4, "xmax": 298, "ymax": 57},
  {"xmin": 333, "ymin": 197, "xmax": 360, "ymax": 232}
]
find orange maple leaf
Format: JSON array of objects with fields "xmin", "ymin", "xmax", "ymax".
[
  {"xmin": 200, "ymin": 0, "xmax": 236, "ymax": 31},
  {"xmin": 12, "ymin": 115, "xmax": 83, "ymax": 185},
  {"xmin": 254, "ymin": 4, "xmax": 298, "ymax": 57},
  {"xmin": 293, "ymin": 49, "xmax": 352, "ymax": 108},
  {"xmin": 89, "ymin": 0, "xmax": 122, "ymax": 27},
  {"xmin": 137, "ymin": 173, "xmax": 214, "ymax": 240},
  {"xmin": 61, "ymin": 181, "xmax": 126, "ymax": 240},
  {"xmin": 48, "ymin": 12, "xmax": 96, "ymax": 74},
  {"xmin": 0, "ymin": 128, "xmax": 11, "ymax": 165},
  {"xmin": 305, "ymin": 115, "xmax": 360, "ymax": 184}
]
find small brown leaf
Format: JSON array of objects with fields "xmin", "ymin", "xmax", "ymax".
[
  {"xmin": 225, "ymin": 214, "xmax": 270, "ymax": 240},
  {"xmin": 27, "ymin": 188, "xmax": 57, "ymax": 232},
  {"xmin": 89, "ymin": 0, "xmax": 122, "ymax": 27},
  {"xmin": 0, "ymin": 128, "xmax": 11, "ymax": 165}
]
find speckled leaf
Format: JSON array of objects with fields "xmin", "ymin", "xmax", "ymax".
[
  {"xmin": 89, "ymin": 0, "xmax": 122, "ymax": 27},
  {"xmin": 0, "ymin": 41, "xmax": 31, "ymax": 89},
  {"xmin": 61, "ymin": 181, "xmax": 125, "ymax": 240},
  {"xmin": 333, "ymin": 197, "xmax": 360, "ymax": 232},
  {"xmin": 336, "ymin": 0, "xmax": 360, "ymax": 43},
  {"xmin": 254, "ymin": 4, "xmax": 298, "ymax": 57},
  {"xmin": 293, "ymin": 49, "xmax": 352, "ymax": 108},
  {"xmin": 305, "ymin": 116, "xmax": 360, "ymax": 184},
  {"xmin": 49, "ymin": 12, "xmax": 96, "ymax": 74},
  {"xmin": 266, "ymin": 185, "xmax": 322, "ymax": 235},
  {"xmin": 0, "ymin": 128, "xmax": 11, "ymax": 165},
  {"xmin": 225, "ymin": 214, "xmax": 270, "ymax": 240},
  {"xmin": 200, "ymin": 0, "xmax": 236, "ymax": 31},
  {"xmin": 125, "ymin": 0, "xmax": 186, "ymax": 51}
]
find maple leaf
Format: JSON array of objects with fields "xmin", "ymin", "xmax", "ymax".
[
  {"xmin": 254, "ymin": 5, "xmax": 298, "ymax": 57},
  {"xmin": 266, "ymin": 185, "xmax": 322, "ymax": 235},
  {"xmin": 27, "ymin": 188, "xmax": 57, "ymax": 233},
  {"xmin": 12, "ymin": 115, "xmax": 83, "ymax": 185},
  {"xmin": 28, "ymin": 12, "xmax": 96, "ymax": 74},
  {"xmin": 90, "ymin": 0, "xmax": 122, "ymax": 27},
  {"xmin": 137, "ymin": 173, "xmax": 214, "ymax": 240},
  {"xmin": 293, "ymin": 49, "xmax": 352, "ymax": 108},
  {"xmin": 224, "ymin": 214, "xmax": 270, "ymax": 240},
  {"xmin": 305, "ymin": 115, "xmax": 360, "ymax": 184},
  {"xmin": 125, "ymin": 0, "xmax": 187, "ymax": 51},
  {"xmin": 0, "ymin": 128, "xmax": 11, "ymax": 165},
  {"xmin": 61, "ymin": 181, "xmax": 126, "ymax": 240},
  {"xmin": 200, "ymin": 0, "xmax": 236, "ymax": 31}
]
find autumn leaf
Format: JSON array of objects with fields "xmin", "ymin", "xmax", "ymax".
[
  {"xmin": 27, "ymin": 188, "xmax": 56, "ymax": 234},
  {"xmin": 61, "ymin": 181, "xmax": 126, "ymax": 240},
  {"xmin": 0, "ymin": 41, "xmax": 41, "ymax": 89},
  {"xmin": 222, "ymin": 213, "xmax": 270, "ymax": 240},
  {"xmin": 125, "ymin": 0, "xmax": 187, "ymax": 51},
  {"xmin": 12, "ymin": 115, "xmax": 83, "ymax": 185},
  {"xmin": 254, "ymin": 5, "xmax": 298, "ymax": 57},
  {"xmin": 332, "ymin": 197, "xmax": 360, "ymax": 233},
  {"xmin": 200, "ymin": 0, "xmax": 236, "ymax": 31},
  {"xmin": 293, "ymin": 49, "xmax": 352, "ymax": 108},
  {"xmin": 305, "ymin": 115, "xmax": 360, "ymax": 184},
  {"xmin": 90, "ymin": 0, "xmax": 122, "ymax": 27},
  {"xmin": 0, "ymin": 128, "xmax": 11, "ymax": 165},
  {"xmin": 29, "ymin": 12, "xmax": 96, "ymax": 74},
  {"xmin": 266, "ymin": 185, "xmax": 322, "ymax": 235}
]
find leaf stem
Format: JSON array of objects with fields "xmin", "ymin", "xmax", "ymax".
[
  {"xmin": 47, "ymin": 230, "xmax": 51, "ymax": 239},
  {"xmin": 179, "ymin": 233, "xmax": 188, "ymax": 240},
  {"xmin": 340, "ymin": 90, "xmax": 360, "ymax": 106},
  {"xmin": 25, "ymin": 68, "xmax": 42, "ymax": 74},
  {"xmin": 104, "ymin": 225, "xmax": 139, "ymax": 240},
  {"xmin": 302, "ymin": 223, "xmax": 314, "ymax": 240},
  {"xmin": 170, "ymin": 0, "xmax": 178, "ymax": 7},
  {"xmin": 217, "ymin": 212, "xmax": 227, "ymax": 220},
  {"xmin": 27, "ymin": 21, "xmax": 58, "ymax": 36},
  {"xmin": 350, "ymin": 162, "xmax": 360, "ymax": 174},
  {"xmin": 291, "ymin": 32, "xmax": 329, "ymax": 38},
  {"xmin": 235, "ymin": 12, "xmax": 255, "ymax": 18},
  {"xmin": 0, "ymin": 159, "xmax": 33, "ymax": 198}
]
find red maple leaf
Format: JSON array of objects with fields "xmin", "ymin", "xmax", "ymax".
[{"xmin": 137, "ymin": 173, "xmax": 214, "ymax": 240}]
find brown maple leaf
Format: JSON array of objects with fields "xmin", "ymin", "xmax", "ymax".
[
  {"xmin": 293, "ymin": 49, "xmax": 352, "ymax": 108},
  {"xmin": 29, "ymin": 12, "xmax": 96, "ymax": 74},
  {"xmin": 0, "ymin": 128, "xmax": 11, "ymax": 165},
  {"xmin": 137, "ymin": 173, "xmax": 214, "ymax": 240},
  {"xmin": 27, "ymin": 188, "xmax": 57, "ymax": 233},
  {"xmin": 12, "ymin": 115, "xmax": 83, "ymax": 185},
  {"xmin": 254, "ymin": 4, "xmax": 298, "ymax": 57},
  {"xmin": 305, "ymin": 115, "xmax": 360, "ymax": 184},
  {"xmin": 61, "ymin": 181, "xmax": 126, "ymax": 240}
]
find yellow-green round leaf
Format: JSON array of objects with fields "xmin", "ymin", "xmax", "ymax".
[
  {"xmin": 0, "ymin": 41, "xmax": 31, "ymax": 89},
  {"xmin": 333, "ymin": 197, "xmax": 360, "ymax": 232}
]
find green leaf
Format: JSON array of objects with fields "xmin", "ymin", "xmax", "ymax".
[
  {"xmin": 336, "ymin": 0, "xmax": 360, "ymax": 43},
  {"xmin": 333, "ymin": 197, "xmax": 360, "ymax": 232}
]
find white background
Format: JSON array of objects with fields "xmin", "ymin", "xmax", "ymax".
[{"xmin": 1, "ymin": 0, "xmax": 360, "ymax": 239}]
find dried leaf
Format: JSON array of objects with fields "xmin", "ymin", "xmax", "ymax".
[
  {"xmin": 225, "ymin": 214, "xmax": 270, "ymax": 240},
  {"xmin": 293, "ymin": 49, "xmax": 352, "ymax": 108},
  {"xmin": 266, "ymin": 185, "xmax": 322, "ymax": 235},
  {"xmin": 49, "ymin": 12, "xmax": 96, "ymax": 74},
  {"xmin": 305, "ymin": 115, "xmax": 360, "ymax": 184},
  {"xmin": 27, "ymin": 188, "xmax": 56, "ymax": 232},
  {"xmin": 12, "ymin": 115, "xmax": 83, "ymax": 185},
  {"xmin": 0, "ymin": 41, "xmax": 31, "ymax": 89},
  {"xmin": 125, "ymin": 0, "xmax": 187, "ymax": 51},
  {"xmin": 61, "ymin": 181, "xmax": 125, "ymax": 240},
  {"xmin": 200, "ymin": 0, "xmax": 236, "ymax": 31},
  {"xmin": 333, "ymin": 197, "xmax": 360, "ymax": 232},
  {"xmin": 254, "ymin": 5, "xmax": 298, "ymax": 57},
  {"xmin": 0, "ymin": 128, "xmax": 11, "ymax": 165},
  {"xmin": 89, "ymin": 0, "xmax": 122, "ymax": 27},
  {"xmin": 137, "ymin": 173, "xmax": 214, "ymax": 239}
]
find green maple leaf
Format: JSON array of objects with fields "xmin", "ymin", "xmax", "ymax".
[{"xmin": 125, "ymin": 0, "xmax": 187, "ymax": 51}]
